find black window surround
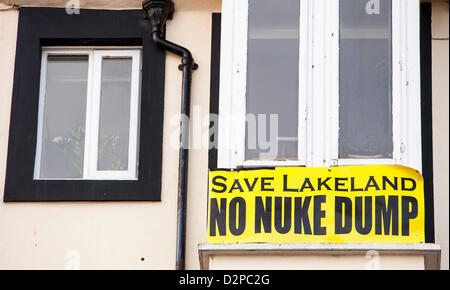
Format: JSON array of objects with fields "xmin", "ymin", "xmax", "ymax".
[{"xmin": 4, "ymin": 7, "xmax": 165, "ymax": 202}]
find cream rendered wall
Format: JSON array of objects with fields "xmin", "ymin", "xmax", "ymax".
[
  {"xmin": 0, "ymin": 0, "xmax": 221, "ymax": 270},
  {"xmin": 431, "ymin": 0, "xmax": 449, "ymax": 271}
]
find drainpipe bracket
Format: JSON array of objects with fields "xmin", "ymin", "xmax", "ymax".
[{"xmin": 178, "ymin": 63, "xmax": 199, "ymax": 71}]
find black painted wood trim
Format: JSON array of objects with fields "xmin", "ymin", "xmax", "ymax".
[
  {"xmin": 420, "ymin": 2, "xmax": 435, "ymax": 243},
  {"xmin": 4, "ymin": 7, "xmax": 165, "ymax": 202},
  {"xmin": 208, "ymin": 13, "xmax": 221, "ymax": 171}
]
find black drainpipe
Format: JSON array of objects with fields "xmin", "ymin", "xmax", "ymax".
[{"xmin": 143, "ymin": 0, "xmax": 198, "ymax": 270}]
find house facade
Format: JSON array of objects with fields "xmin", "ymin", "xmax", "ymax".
[{"xmin": 0, "ymin": 0, "xmax": 448, "ymax": 270}]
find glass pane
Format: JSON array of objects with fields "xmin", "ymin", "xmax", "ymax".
[
  {"xmin": 38, "ymin": 55, "xmax": 89, "ymax": 179},
  {"xmin": 246, "ymin": 0, "xmax": 300, "ymax": 160},
  {"xmin": 97, "ymin": 58, "xmax": 132, "ymax": 171},
  {"xmin": 339, "ymin": 0, "xmax": 393, "ymax": 159}
]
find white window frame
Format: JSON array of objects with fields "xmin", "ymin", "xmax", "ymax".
[
  {"xmin": 217, "ymin": 0, "xmax": 422, "ymax": 173},
  {"xmin": 34, "ymin": 47, "xmax": 142, "ymax": 180}
]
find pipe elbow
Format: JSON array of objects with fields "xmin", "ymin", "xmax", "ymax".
[
  {"xmin": 152, "ymin": 31, "xmax": 195, "ymax": 66},
  {"xmin": 181, "ymin": 50, "xmax": 193, "ymax": 63},
  {"xmin": 151, "ymin": 30, "xmax": 164, "ymax": 46}
]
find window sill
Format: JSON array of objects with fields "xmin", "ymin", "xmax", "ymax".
[{"xmin": 198, "ymin": 243, "xmax": 441, "ymax": 270}]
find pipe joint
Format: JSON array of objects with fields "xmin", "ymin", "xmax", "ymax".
[{"xmin": 179, "ymin": 58, "xmax": 199, "ymax": 71}]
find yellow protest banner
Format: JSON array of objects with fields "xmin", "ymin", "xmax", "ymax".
[{"xmin": 207, "ymin": 166, "xmax": 425, "ymax": 244}]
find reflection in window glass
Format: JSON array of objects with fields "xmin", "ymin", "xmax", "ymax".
[
  {"xmin": 339, "ymin": 0, "xmax": 393, "ymax": 159},
  {"xmin": 246, "ymin": 0, "xmax": 300, "ymax": 160},
  {"xmin": 38, "ymin": 55, "xmax": 88, "ymax": 179},
  {"xmin": 97, "ymin": 58, "xmax": 132, "ymax": 171}
]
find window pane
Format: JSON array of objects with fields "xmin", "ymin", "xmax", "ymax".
[
  {"xmin": 38, "ymin": 55, "xmax": 89, "ymax": 179},
  {"xmin": 339, "ymin": 0, "xmax": 393, "ymax": 159},
  {"xmin": 97, "ymin": 58, "xmax": 132, "ymax": 171},
  {"xmin": 246, "ymin": 0, "xmax": 300, "ymax": 160}
]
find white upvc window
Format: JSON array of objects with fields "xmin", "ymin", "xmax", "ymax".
[
  {"xmin": 217, "ymin": 0, "xmax": 422, "ymax": 172},
  {"xmin": 34, "ymin": 48, "xmax": 142, "ymax": 180}
]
